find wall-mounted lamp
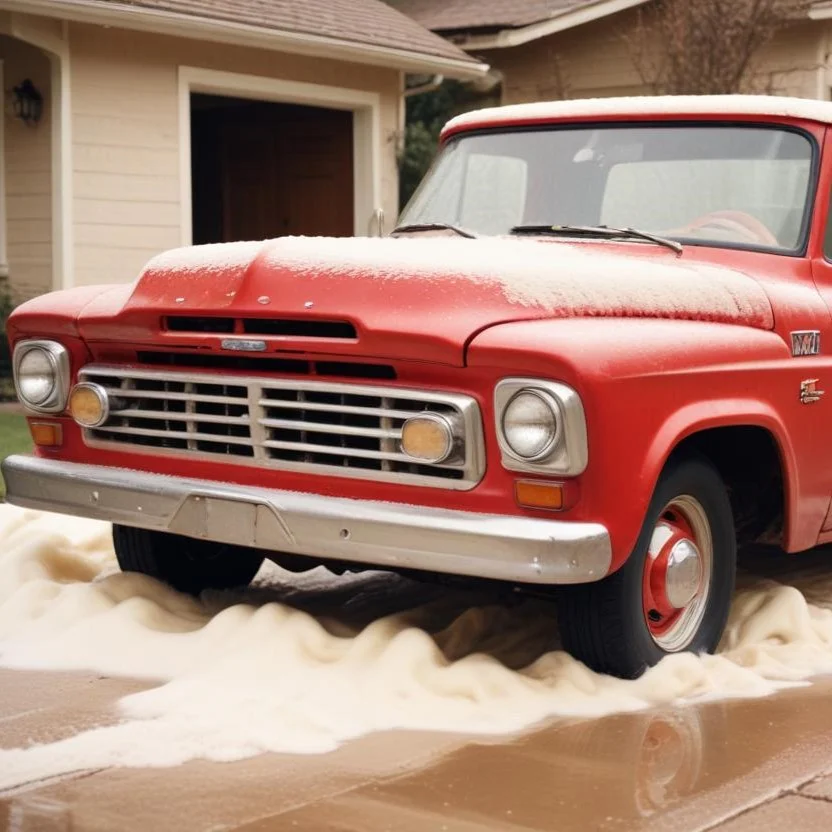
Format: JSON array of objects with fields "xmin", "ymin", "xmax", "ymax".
[{"xmin": 12, "ymin": 79, "xmax": 43, "ymax": 126}]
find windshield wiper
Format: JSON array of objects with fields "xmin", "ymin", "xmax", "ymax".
[
  {"xmin": 392, "ymin": 222, "xmax": 478, "ymax": 239},
  {"xmin": 510, "ymin": 224, "xmax": 682, "ymax": 255}
]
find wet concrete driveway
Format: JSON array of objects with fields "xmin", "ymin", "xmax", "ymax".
[
  {"xmin": 6, "ymin": 533, "xmax": 832, "ymax": 831},
  {"xmin": 3, "ymin": 668, "xmax": 832, "ymax": 831}
]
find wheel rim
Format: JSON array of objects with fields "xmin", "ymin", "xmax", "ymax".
[{"xmin": 642, "ymin": 494, "xmax": 712, "ymax": 652}]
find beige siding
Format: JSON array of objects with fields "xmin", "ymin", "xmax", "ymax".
[
  {"xmin": 484, "ymin": 11, "xmax": 648, "ymax": 104},
  {"xmin": 754, "ymin": 21, "xmax": 828, "ymax": 99},
  {"xmin": 68, "ymin": 23, "xmax": 401, "ymax": 287},
  {"xmin": 485, "ymin": 12, "xmax": 829, "ymax": 105},
  {"xmin": 0, "ymin": 34, "xmax": 52, "ymax": 302}
]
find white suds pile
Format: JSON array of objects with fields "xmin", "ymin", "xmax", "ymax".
[{"xmin": 1, "ymin": 505, "xmax": 832, "ymax": 789}]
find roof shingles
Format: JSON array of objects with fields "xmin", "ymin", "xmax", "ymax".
[
  {"xmin": 53, "ymin": 0, "xmax": 478, "ymax": 62},
  {"xmin": 385, "ymin": 0, "xmax": 593, "ymax": 33},
  {"xmin": 388, "ymin": 0, "xmax": 827, "ymax": 35}
]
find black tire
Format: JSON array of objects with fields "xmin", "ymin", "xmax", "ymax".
[
  {"xmin": 557, "ymin": 455, "xmax": 736, "ymax": 679},
  {"xmin": 113, "ymin": 525, "xmax": 265, "ymax": 595}
]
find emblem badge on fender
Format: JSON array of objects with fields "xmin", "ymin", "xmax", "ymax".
[
  {"xmin": 220, "ymin": 338, "xmax": 267, "ymax": 352},
  {"xmin": 791, "ymin": 331, "xmax": 820, "ymax": 357},
  {"xmin": 800, "ymin": 379, "xmax": 824, "ymax": 404}
]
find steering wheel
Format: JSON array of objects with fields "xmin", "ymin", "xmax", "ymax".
[{"xmin": 674, "ymin": 210, "xmax": 779, "ymax": 247}]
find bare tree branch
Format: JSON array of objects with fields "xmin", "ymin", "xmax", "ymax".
[
  {"xmin": 539, "ymin": 45, "xmax": 572, "ymax": 100},
  {"xmin": 625, "ymin": 0, "xmax": 811, "ymax": 95}
]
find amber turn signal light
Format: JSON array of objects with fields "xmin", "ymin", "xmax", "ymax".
[
  {"xmin": 515, "ymin": 479, "xmax": 564, "ymax": 511},
  {"xmin": 69, "ymin": 382, "xmax": 109, "ymax": 428},
  {"xmin": 400, "ymin": 414, "xmax": 454, "ymax": 463},
  {"xmin": 29, "ymin": 421, "xmax": 63, "ymax": 447}
]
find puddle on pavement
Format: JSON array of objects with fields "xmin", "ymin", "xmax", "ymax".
[{"xmin": 2, "ymin": 504, "xmax": 832, "ymax": 790}]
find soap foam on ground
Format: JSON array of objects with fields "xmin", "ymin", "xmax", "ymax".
[{"xmin": 0, "ymin": 505, "xmax": 830, "ymax": 789}]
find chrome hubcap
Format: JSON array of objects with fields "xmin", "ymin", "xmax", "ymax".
[
  {"xmin": 665, "ymin": 539, "xmax": 703, "ymax": 609},
  {"xmin": 643, "ymin": 495, "xmax": 712, "ymax": 652}
]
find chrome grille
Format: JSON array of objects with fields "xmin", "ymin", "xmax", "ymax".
[{"xmin": 80, "ymin": 367, "xmax": 485, "ymax": 489}]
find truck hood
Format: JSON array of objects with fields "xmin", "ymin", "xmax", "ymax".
[{"xmin": 77, "ymin": 236, "xmax": 774, "ymax": 366}]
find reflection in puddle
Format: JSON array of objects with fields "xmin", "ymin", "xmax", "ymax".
[
  {"xmin": 6, "ymin": 796, "xmax": 71, "ymax": 831},
  {"xmin": 1, "ymin": 506, "xmax": 831, "ymax": 790},
  {"xmin": 632, "ymin": 710, "xmax": 704, "ymax": 815}
]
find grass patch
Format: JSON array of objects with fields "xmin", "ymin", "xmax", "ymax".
[{"xmin": 0, "ymin": 411, "xmax": 31, "ymax": 498}]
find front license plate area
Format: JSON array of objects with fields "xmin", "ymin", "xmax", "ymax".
[{"xmin": 169, "ymin": 495, "xmax": 292, "ymax": 550}]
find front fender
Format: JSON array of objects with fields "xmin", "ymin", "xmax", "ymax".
[
  {"xmin": 7, "ymin": 285, "xmax": 110, "ymax": 341},
  {"xmin": 467, "ymin": 317, "xmax": 815, "ymax": 569},
  {"xmin": 642, "ymin": 398, "xmax": 799, "ymax": 550}
]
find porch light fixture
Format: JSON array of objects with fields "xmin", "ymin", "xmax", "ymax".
[{"xmin": 12, "ymin": 79, "xmax": 43, "ymax": 126}]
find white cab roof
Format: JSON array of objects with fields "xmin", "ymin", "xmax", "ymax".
[{"xmin": 443, "ymin": 95, "xmax": 832, "ymax": 137}]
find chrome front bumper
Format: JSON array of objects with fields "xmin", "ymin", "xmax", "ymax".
[{"xmin": 1, "ymin": 455, "xmax": 612, "ymax": 585}]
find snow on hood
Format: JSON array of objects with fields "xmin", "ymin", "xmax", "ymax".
[
  {"xmin": 256, "ymin": 236, "xmax": 773, "ymax": 325},
  {"xmin": 95, "ymin": 236, "xmax": 777, "ymax": 366},
  {"xmin": 140, "ymin": 235, "xmax": 773, "ymax": 327},
  {"xmin": 142, "ymin": 240, "xmax": 265, "ymax": 278}
]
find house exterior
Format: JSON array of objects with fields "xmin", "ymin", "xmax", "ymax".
[
  {"xmin": 0, "ymin": 0, "xmax": 485, "ymax": 301},
  {"xmin": 391, "ymin": 0, "xmax": 832, "ymax": 105}
]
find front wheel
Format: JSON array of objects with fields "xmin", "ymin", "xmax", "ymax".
[
  {"xmin": 113, "ymin": 525, "xmax": 265, "ymax": 595},
  {"xmin": 557, "ymin": 456, "xmax": 736, "ymax": 678}
]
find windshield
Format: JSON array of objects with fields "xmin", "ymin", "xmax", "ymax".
[{"xmin": 399, "ymin": 125, "xmax": 815, "ymax": 253}]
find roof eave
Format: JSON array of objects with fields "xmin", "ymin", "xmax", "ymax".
[
  {"xmin": 1, "ymin": 0, "xmax": 488, "ymax": 78},
  {"xmin": 454, "ymin": 0, "xmax": 650, "ymax": 50}
]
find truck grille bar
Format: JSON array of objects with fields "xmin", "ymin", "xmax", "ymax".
[{"xmin": 79, "ymin": 366, "xmax": 485, "ymax": 490}]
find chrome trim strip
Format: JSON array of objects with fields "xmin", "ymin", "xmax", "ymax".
[
  {"xmin": 79, "ymin": 365, "xmax": 486, "ymax": 491},
  {"xmin": 2, "ymin": 455, "xmax": 612, "ymax": 585},
  {"xmin": 107, "ymin": 409, "xmax": 249, "ymax": 425},
  {"xmin": 260, "ymin": 439, "xmax": 416, "ymax": 462},
  {"xmin": 105, "ymin": 389, "xmax": 245, "ymax": 405},
  {"xmin": 258, "ymin": 399, "xmax": 434, "ymax": 420},
  {"xmin": 96, "ymin": 424, "xmax": 254, "ymax": 445},
  {"xmin": 259, "ymin": 418, "xmax": 401, "ymax": 439}
]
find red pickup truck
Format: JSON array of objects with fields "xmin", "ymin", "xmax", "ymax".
[{"xmin": 4, "ymin": 95, "xmax": 830, "ymax": 678}]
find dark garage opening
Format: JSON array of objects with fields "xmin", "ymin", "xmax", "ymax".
[{"xmin": 190, "ymin": 94, "xmax": 354, "ymax": 245}]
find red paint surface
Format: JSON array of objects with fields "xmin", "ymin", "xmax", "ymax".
[{"xmin": 8, "ymin": 107, "xmax": 832, "ymax": 579}]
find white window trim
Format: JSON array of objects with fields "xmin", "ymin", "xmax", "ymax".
[{"xmin": 178, "ymin": 65, "xmax": 382, "ymax": 243}]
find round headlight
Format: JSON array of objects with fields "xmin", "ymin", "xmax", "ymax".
[
  {"xmin": 501, "ymin": 390, "xmax": 560, "ymax": 460},
  {"xmin": 17, "ymin": 347, "xmax": 57, "ymax": 406}
]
